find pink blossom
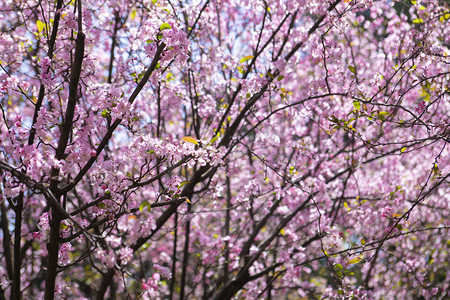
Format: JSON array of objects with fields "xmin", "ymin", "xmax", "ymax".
[
  {"xmin": 119, "ymin": 247, "xmax": 133, "ymax": 265},
  {"xmin": 141, "ymin": 273, "xmax": 160, "ymax": 297},
  {"xmin": 381, "ymin": 205, "xmax": 392, "ymax": 218},
  {"xmin": 153, "ymin": 264, "xmax": 172, "ymax": 279},
  {"xmin": 58, "ymin": 243, "xmax": 73, "ymax": 266},
  {"xmin": 415, "ymin": 100, "xmax": 426, "ymax": 114},
  {"xmin": 38, "ymin": 212, "xmax": 50, "ymax": 230}
]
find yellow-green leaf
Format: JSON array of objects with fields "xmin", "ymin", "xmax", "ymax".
[
  {"xmin": 432, "ymin": 163, "xmax": 439, "ymax": 173},
  {"xmin": 412, "ymin": 18, "xmax": 423, "ymax": 24},
  {"xmin": 343, "ymin": 202, "xmax": 350, "ymax": 211},
  {"xmin": 36, "ymin": 20, "xmax": 46, "ymax": 33},
  {"xmin": 182, "ymin": 136, "xmax": 198, "ymax": 145},
  {"xmin": 178, "ymin": 181, "xmax": 190, "ymax": 188},
  {"xmin": 160, "ymin": 23, "xmax": 172, "ymax": 31},
  {"xmin": 209, "ymin": 136, "xmax": 219, "ymax": 145},
  {"xmin": 361, "ymin": 238, "xmax": 366, "ymax": 245},
  {"xmin": 400, "ymin": 147, "xmax": 407, "ymax": 153},
  {"xmin": 348, "ymin": 65, "xmax": 356, "ymax": 74},
  {"xmin": 130, "ymin": 8, "xmax": 137, "ymax": 20},
  {"xmin": 239, "ymin": 55, "xmax": 254, "ymax": 63},
  {"xmin": 378, "ymin": 111, "xmax": 390, "ymax": 120},
  {"xmin": 139, "ymin": 200, "xmax": 151, "ymax": 212},
  {"xmin": 347, "ymin": 255, "xmax": 363, "ymax": 265}
]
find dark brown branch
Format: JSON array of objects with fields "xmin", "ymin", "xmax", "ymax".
[
  {"xmin": 107, "ymin": 11, "xmax": 121, "ymax": 84},
  {"xmin": 28, "ymin": 0, "xmax": 64, "ymax": 146},
  {"xmin": 211, "ymin": 193, "xmax": 316, "ymax": 300},
  {"xmin": 0, "ymin": 202, "xmax": 13, "ymax": 281},
  {"xmin": 12, "ymin": 193, "xmax": 23, "ymax": 300},
  {"xmin": 44, "ymin": 5, "xmax": 86, "ymax": 296},
  {"xmin": 179, "ymin": 205, "xmax": 191, "ymax": 300},
  {"xmin": 60, "ymin": 42, "xmax": 166, "ymax": 195}
]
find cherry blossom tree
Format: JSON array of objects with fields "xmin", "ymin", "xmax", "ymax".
[{"xmin": 1, "ymin": 0, "xmax": 449, "ymax": 299}]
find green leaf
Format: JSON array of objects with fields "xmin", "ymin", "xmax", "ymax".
[
  {"xmin": 400, "ymin": 147, "xmax": 407, "ymax": 153},
  {"xmin": 139, "ymin": 200, "xmax": 151, "ymax": 212},
  {"xmin": 345, "ymin": 271, "xmax": 355, "ymax": 276},
  {"xmin": 347, "ymin": 255, "xmax": 363, "ymax": 265},
  {"xmin": 178, "ymin": 181, "xmax": 191, "ymax": 188},
  {"xmin": 360, "ymin": 238, "xmax": 366, "ymax": 245},
  {"xmin": 239, "ymin": 55, "xmax": 254, "ymax": 63},
  {"xmin": 277, "ymin": 75, "xmax": 285, "ymax": 81},
  {"xmin": 334, "ymin": 263, "xmax": 344, "ymax": 270},
  {"xmin": 348, "ymin": 65, "xmax": 356, "ymax": 74},
  {"xmin": 36, "ymin": 20, "xmax": 46, "ymax": 33},
  {"xmin": 432, "ymin": 163, "xmax": 439, "ymax": 173},
  {"xmin": 353, "ymin": 101, "xmax": 361, "ymax": 110},
  {"xmin": 378, "ymin": 111, "xmax": 390, "ymax": 120},
  {"xmin": 337, "ymin": 290, "xmax": 344, "ymax": 295},
  {"xmin": 160, "ymin": 23, "xmax": 172, "ymax": 31},
  {"xmin": 209, "ymin": 136, "xmax": 219, "ymax": 145},
  {"xmin": 101, "ymin": 109, "xmax": 109, "ymax": 118}
]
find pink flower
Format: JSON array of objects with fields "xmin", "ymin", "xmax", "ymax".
[
  {"xmin": 415, "ymin": 101, "xmax": 426, "ymax": 114},
  {"xmin": 154, "ymin": 264, "xmax": 172, "ymax": 279},
  {"xmin": 58, "ymin": 243, "xmax": 73, "ymax": 265},
  {"xmin": 381, "ymin": 205, "xmax": 391, "ymax": 218},
  {"xmin": 40, "ymin": 56, "xmax": 54, "ymax": 86},
  {"xmin": 38, "ymin": 212, "xmax": 50, "ymax": 230},
  {"xmin": 119, "ymin": 247, "xmax": 133, "ymax": 265},
  {"xmin": 142, "ymin": 273, "xmax": 160, "ymax": 297},
  {"xmin": 32, "ymin": 231, "xmax": 43, "ymax": 240}
]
